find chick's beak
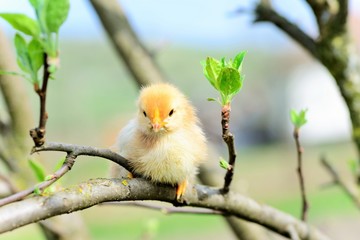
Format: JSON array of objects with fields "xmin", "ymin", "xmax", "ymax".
[
  {"xmin": 151, "ymin": 108, "xmax": 164, "ymax": 132},
  {"xmin": 151, "ymin": 120, "xmax": 162, "ymax": 132}
]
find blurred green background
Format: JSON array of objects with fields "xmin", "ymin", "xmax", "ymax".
[{"xmin": 1, "ymin": 0, "xmax": 360, "ymax": 239}]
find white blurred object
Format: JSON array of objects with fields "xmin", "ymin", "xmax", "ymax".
[{"xmin": 287, "ymin": 63, "xmax": 352, "ymax": 143}]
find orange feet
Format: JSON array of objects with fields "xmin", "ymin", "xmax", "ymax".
[
  {"xmin": 176, "ymin": 180, "xmax": 187, "ymax": 201},
  {"xmin": 127, "ymin": 172, "xmax": 134, "ymax": 179}
]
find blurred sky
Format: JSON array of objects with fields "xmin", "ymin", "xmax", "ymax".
[{"xmin": 0, "ymin": 0, "xmax": 359, "ymax": 48}]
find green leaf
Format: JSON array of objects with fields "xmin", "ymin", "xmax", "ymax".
[
  {"xmin": 33, "ymin": 186, "xmax": 42, "ymax": 195},
  {"xmin": 29, "ymin": 159, "xmax": 46, "ymax": 181},
  {"xmin": 218, "ymin": 67, "xmax": 241, "ymax": 104},
  {"xmin": 202, "ymin": 57, "xmax": 222, "ymax": 90},
  {"xmin": 219, "ymin": 158, "xmax": 229, "ymax": 170},
  {"xmin": 207, "ymin": 98, "xmax": 217, "ymax": 102},
  {"xmin": 45, "ymin": 0, "xmax": 70, "ymax": 33},
  {"xmin": 0, "ymin": 13, "xmax": 40, "ymax": 37},
  {"xmin": 290, "ymin": 109, "xmax": 308, "ymax": 128},
  {"xmin": 54, "ymin": 157, "xmax": 66, "ymax": 171},
  {"xmin": 347, "ymin": 159, "xmax": 358, "ymax": 178},
  {"xmin": 29, "ymin": 0, "xmax": 43, "ymax": 9},
  {"xmin": 0, "ymin": 70, "xmax": 27, "ymax": 78},
  {"xmin": 14, "ymin": 34, "xmax": 32, "ymax": 74},
  {"xmin": 28, "ymin": 38, "xmax": 43, "ymax": 74},
  {"xmin": 44, "ymin": 174, "xmax": 54, "ymax": 181},
  {"xmin": 233, "ymin": 51, "xmax": 246, "ymax": 70}
]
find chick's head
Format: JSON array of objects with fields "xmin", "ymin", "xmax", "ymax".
[{"xmin": 137, "ymin": 83, "xmax": 195, "ymax": 134}]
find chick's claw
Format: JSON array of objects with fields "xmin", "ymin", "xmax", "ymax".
[{"xmin": 176, "ymin": 180, "xmax": 187, "ymax": 202}]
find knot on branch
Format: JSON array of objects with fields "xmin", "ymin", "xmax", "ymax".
[
  {"xmin": 221, "ymin": 104, "xmax": 231, "ymax": 135},
  {"xmin": 30, "ymin": 127, "xmax": 46, "ymax": 147}
]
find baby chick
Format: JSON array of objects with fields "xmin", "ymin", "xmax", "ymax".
[{"xmin": 117, "ymin": 83, "xmax": 207, "ymax": 200}]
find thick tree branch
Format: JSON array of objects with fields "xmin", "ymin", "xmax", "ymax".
[
  {"xmin": 254, "ymin": 2, "xmax": 319, "ymax": 58},
  {"xmin": 321, "ymin": 157, "xmax": 360, "ymax": 209},
  {"xmin": 0, "ymin": 29, "xmax": 32, "ymax": 156},
  {"xmin": 89, "ymin": 0, "xmax": 166, "ymax": 87},
  {"xmin": 0, "ymin": 177, "xmax": 330, "ymax": 240},
  {"xmin": 105, "ymin": 201, "xmax": 226, "ymax": 215}
]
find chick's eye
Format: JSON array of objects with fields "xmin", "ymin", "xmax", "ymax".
[
  {"xmin": 169, "ymin": 109, "xmax": 174, "ymax": 117},
  {"xmin": 143, "ymin": 111, "xmax": 147, "ymax": 117}
]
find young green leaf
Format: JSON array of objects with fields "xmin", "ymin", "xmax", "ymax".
[
  {"xmin": 219, "ymin": 158, "xmax": 229, "ymax": 170},
  {"xmin": 0, "ymin": 13, "xmax": 40, "ymax": 37},
  {"xmin": 202, "ymin": 57, "xmax": 221, "ymax": 90},
  {"xmin": 0, "ymin": 70, "xmax": 28, "ymax": 78},
  {"xmin": 347, "ymin": 159, "xmax": 358, "ymax": 177},
  {"xmin": 33, "ymin": 186, "xmax": 42, "ymax": 195},
  {"xmin": 28, "ymin": 38, "xmax": 43, "ymax": 74},
  {"xmin": 218, "ymin": 68, "xmax": 241, "ymax": 104},
  {"xmin": 29, "ymin": 159, "xmax": 46, "ymax": 181},
  {"xmin": 54, "ymin": 156, "xmax": 66, "ymax": 171},
  {"xmin": 29, "ymin": 0, "xmax": 43, "ymax": 9},
  {"xmin": 290, "ymin": 109, "xmax": 308, "ymax": 129},
  {"xmin": 14, "ymin": 34, "xmax": 32, "ymax": 74},
  {"xmin": 233, "ymin": 51, "xmax": 246, "ymax": 70},
  {"xmin": 45, "ymin": 0, "xmax": 70, "ymax": 33}
]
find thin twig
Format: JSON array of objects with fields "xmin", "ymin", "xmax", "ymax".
[
  {"xmin": 0, "ymin": 173, "xmax": 18, "ymax": 194},
  {"xmin": 0, "ymin": 148, "xmax": 15, "ymax": 172},
  {"xmin": 103, "ymin": 201, "xmax": 226, "ymax": 215},
  {"xmin": 30, "ymin": 53, "xmax": 50, "ymax": 147},
  {"xmin": 321, "ymin": 157, "xmax": 360, "ymax": 210},
  {"xmin": 0, "ymin": 154, "xmax": 75, "ymax": 207},
  {"xmin": 32, "ymin": 142, "xmax": 131, "ymax": 171},
  {"xmin": 293, "ymin": 128, "xmax": 309, "ymax": 222},
  {"xmin": 221, "ymin": 103, "xmax": 237, "ymax": 194}
]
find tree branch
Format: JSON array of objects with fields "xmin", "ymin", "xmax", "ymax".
[
  {"xmin": 30, "ymin": 53, "xmax": 51, "ymax": 147},
  {"xmin": 89, "ymin": 0, "xmax": 166, "ymax": 87},
  {"xmin": 32, "ymin": 141, "xmax": 131, "ymax": 171},
  {"xmin": 320, "ymin": 157, "xmax": 360, "ymax": 210},
  {"xmin": 254, "ymin": 2, "xmax": 319, "ymax": 58},
  {"xmin": 293, "ymin": 128, "xmax": 309, "ymax": 221},
  {"xmin": 0, "ymin": 154, "xmax": 75, "ymax": 207},
  {"xmin": 104, "ymin": 201, "xmax": 226, "ymax": 215},
  {"xmin": 0, "ymin": 177, "xmax": 330, "ymax": 240},
  {"xmin": 0, "ymin": 29, "xmax": 32, "ymax": 156},
  {"xmin": 221, "ymin": 104, "xmax": 237, "ymax": 194}
]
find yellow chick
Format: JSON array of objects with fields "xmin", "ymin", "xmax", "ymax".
[{"xmin": 116, "ymin": 83, "xmax": 207, "ymax": 200}]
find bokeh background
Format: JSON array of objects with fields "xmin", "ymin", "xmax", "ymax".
[{"xmin": 1, "ymin": 0, "xmax": 360, "ymax": 239}]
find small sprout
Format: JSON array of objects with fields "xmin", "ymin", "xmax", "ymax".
[
  {"xmin": 347, "ymin": 159, "xmax": 358, "ymax": 178},
  {"xmin": 28, "ymin": 158, "xmax": 46, "ymax": 181},
  {"xmin": 219, "ymin": 157, "xmax": 230, "ymax": 170},
  {"xmin": 44, "ymin": 174, "xmax": 55, "ymax": 181},
  {"xmin": 33, "ymin": 186, "xmax": 42, "ymax": 195},
  {"xmin": 121, "ymin": 179, "xmax": 128, "ymax": 186},
  {"xmin": 54, "ymin": 156, "xmax": 66, "ymax": 171},
  {"xmin": 290, "ymin": 109, "xmax": 308, "ymax": 129},
  {"xmin": 202, "ymin": 51, "xmax": 246, "ymax": 106}
]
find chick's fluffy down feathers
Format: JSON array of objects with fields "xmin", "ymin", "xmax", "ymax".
[{"xmin": 117, "ymin": 83, "xmax": 207, "ymax": 186}]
